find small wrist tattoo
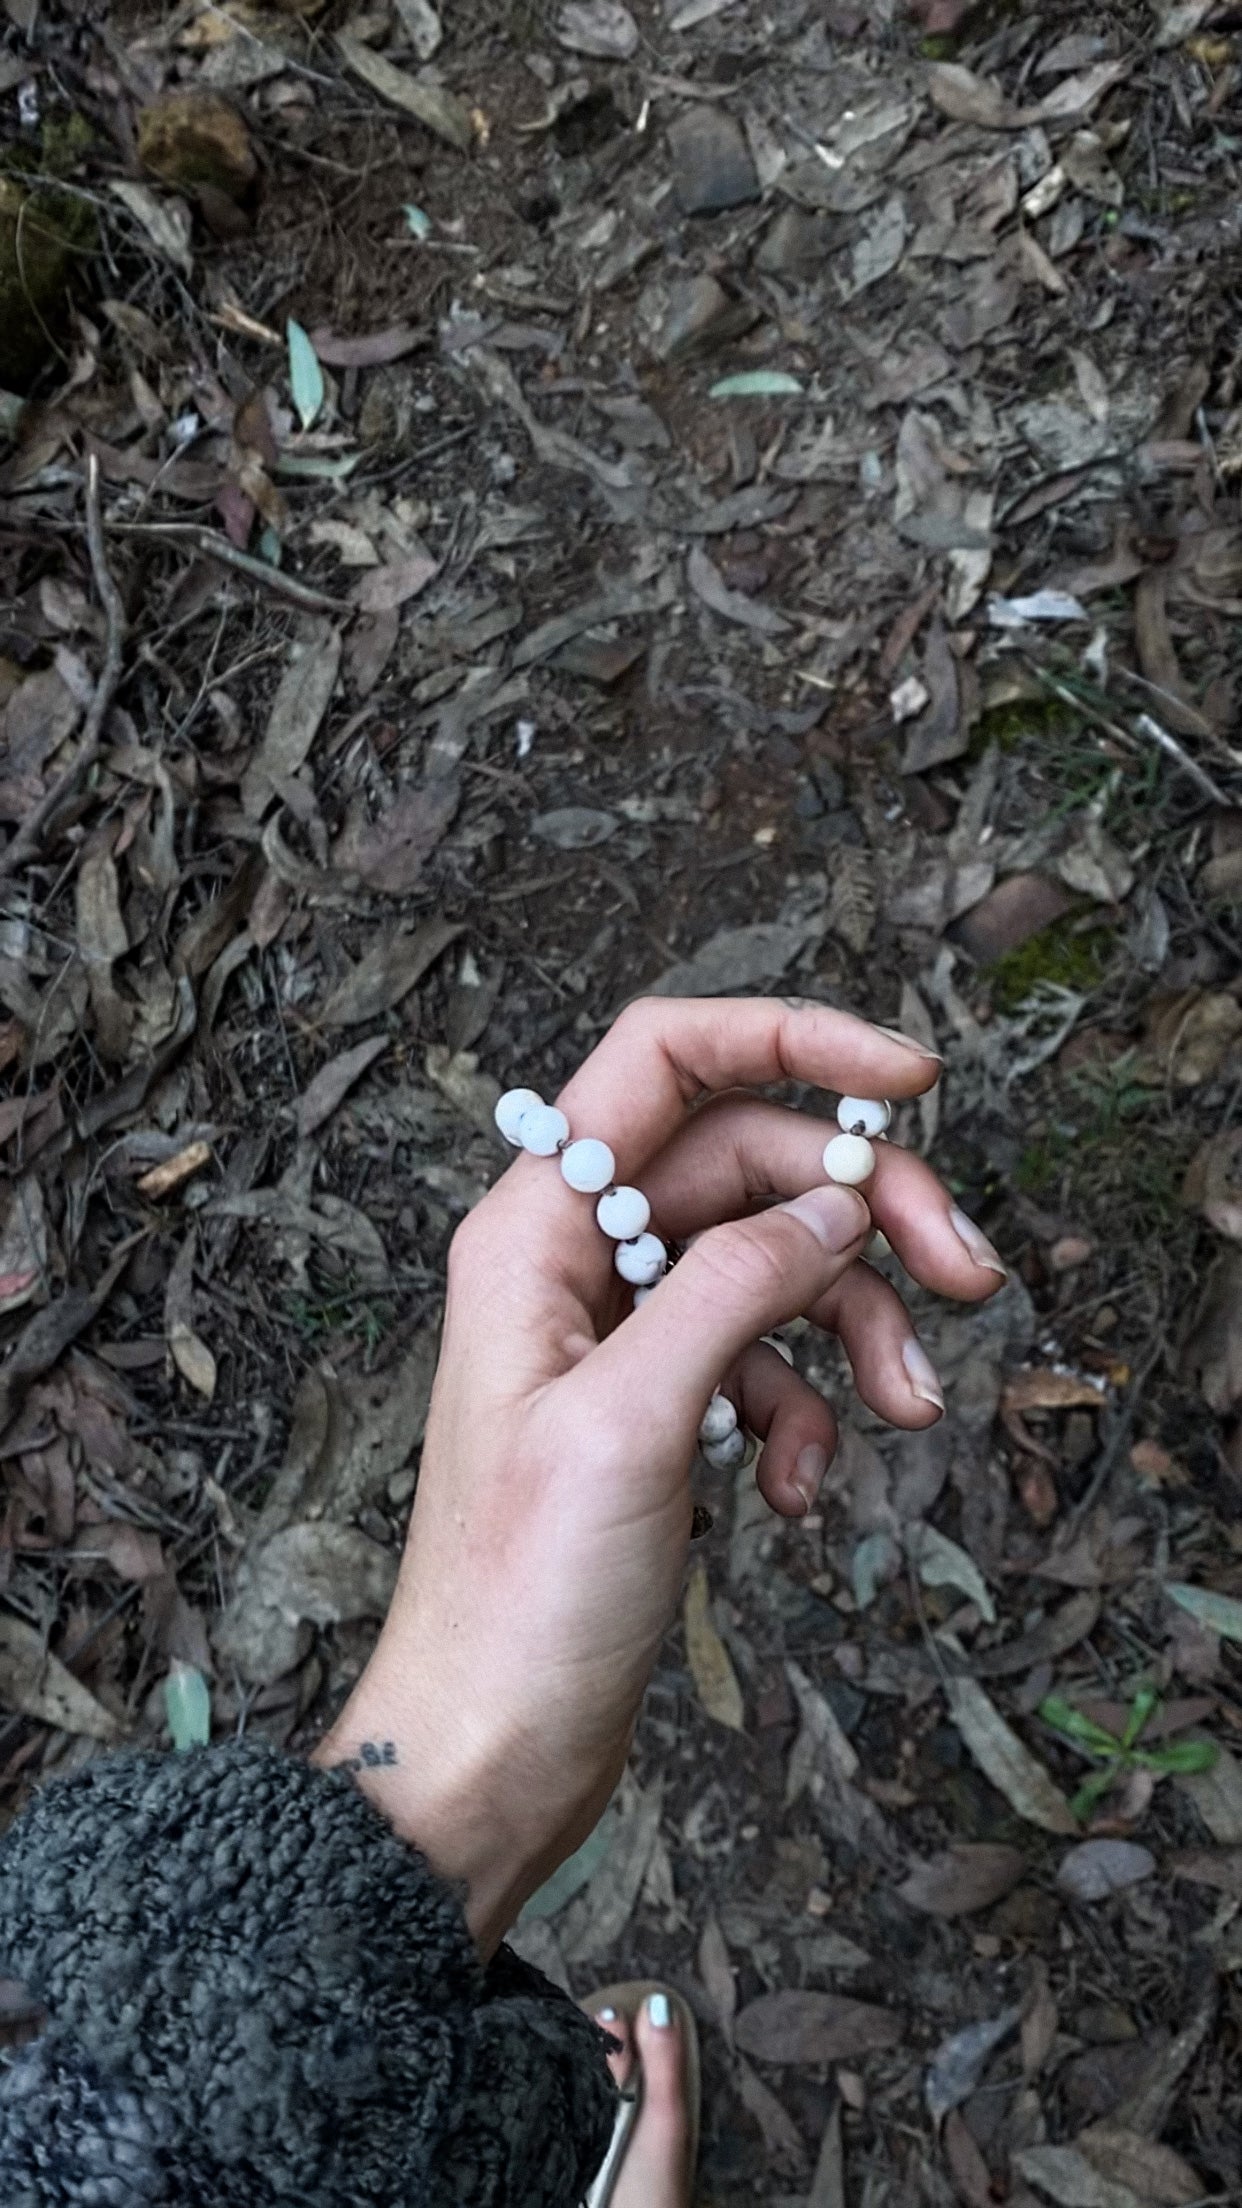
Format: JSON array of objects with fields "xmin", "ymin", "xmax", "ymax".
[{"xmin": 337, "ymin": 1739, "xmax": 398, "ymax": 1775}]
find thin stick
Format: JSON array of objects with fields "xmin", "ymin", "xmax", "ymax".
[
  {"xmin": 0, "ymin": 455, "xmax": 127, "ymax": 882},
  {"xmin": 113, "ymin": 522, "xmax": 347, "ymax": 614}
]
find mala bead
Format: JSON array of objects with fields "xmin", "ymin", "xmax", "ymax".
[
  {"xmin": 632, "ymin": 1283, "xmax": 657, "ymax": 1307},
  {"xmin": 615, "ymin": 1232, "xmax": 667, "ymax": 1287},
  {"xmin": 518, "ymin": 1103, "xmax": 570, "ymax": 1156},
  {"xmin": 698, "ymin": 1393, "xmax": 738, "ymax": 1445},
  {"xmin": 837, "ymin": 1095, "xmax": 891, "ymax": 1138},
  {"xmin": 822, "ymin": 1131, "xmax": 876, "ymax": 1186},
  {"xmin": 495, "ymin": 1087, "xmax": 544, "ymax": 1145},
  {"xmin": 560, "ymin": 1137, "xmax": 615, "ymax": 1193},
  {"xmin": 597, "ymin": 1185, "xmax": 651, "ymax": 1240},
  {"xmin": 703, "ymin": 1427, "xmax": 746, "ymax": 1471}
]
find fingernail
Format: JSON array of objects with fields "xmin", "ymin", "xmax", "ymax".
[
  {"xmin": 597, "ymin": 2007, "xmax": 618, "ymax": 2023},
  {"xmin": 901, "ymin": 1335, "xmax": 945, "ymax": 1413},
  {"xmin": 784, "ymin": 1184, "xmax": 869, "ymax": 1252},
  {"xmin": 948, "ymin": 1205, "xmax": 1007, "ymax": 1278},
  {"xmin": 647, "ymin": 1992, "xmax": 672, "ymax": 2030},
  {"xmin": 875, "ymin": 1024, "xmax": 942, "ymax": 1060},
  {"xmin": 793, "ymin": 1443, "xmax": 828, "ymax": 1513}
]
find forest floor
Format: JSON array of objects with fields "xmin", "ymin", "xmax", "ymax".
[{"xmin": 2, "ymin": 0, "xmax": 1242, "ymax": 2200}]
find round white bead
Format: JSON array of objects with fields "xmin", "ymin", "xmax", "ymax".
[
  {"xmin": 703, "ymin": 1428, "xmax": 746, "ymax": 1471},
  {"xmin": 632, "ymin": 1283, "xmax": 657, "ymax": 1307},
  {"xmin": 596, "ymin": 1184, "xmax": 650, "ymax": 1240},
  {"xmin": 822, "ymin": 1132, "xmax": 876, "ymax": 1186},
  {"xmin": 614, "ymin": 1232, "xmax": 667, "ymax": 1287},
  {"xmin": 836, "ymin": 1095, "xmax": 891, "ymax": 1138},
  {"xmin": 495, "ymin": 1087, "xmax": 544, "ymax": 1145},
  {"xmin": 560, "ymin": 1137, "xmax": 616, "ymax": 1194},
  {"xmin": 699, "ymin": 1393, "xmax": 739, "ymax": 1444},
  {"xmin": 518, "ymin": 1103, "xmax": 570, "ymax": 1156}
]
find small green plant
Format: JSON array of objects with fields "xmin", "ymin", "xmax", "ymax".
[
  {"xmin": 988, "ymin": 916, "xmax": 1114, "ymax": 1016},
  {"xmin": 1040, "ymin": 1684, "xmax": 1218, "ymax": 1823},
  {"xmin": 285, "ymin": 1286, "xmax": 393, "ymax": 1365}
]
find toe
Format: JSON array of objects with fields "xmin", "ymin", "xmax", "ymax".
[{"xmin": 632, "ymin": 1991, "xmax": 687, "ymax": 2129}]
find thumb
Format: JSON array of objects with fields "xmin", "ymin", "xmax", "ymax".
[{"xmin": 591, "ymin": 1184, "xmax": 870, "ymax": 1437}]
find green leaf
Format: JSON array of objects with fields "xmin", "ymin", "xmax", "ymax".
[
  {"xmin": 519, "ymin": 1808, "xmax": 615, "ymax": 1920},
  {"xmin": 403, "ymin": 203, "xmax": 432, "ymax": 239},
  {"xmin": 164, "ymin": 1661, "xmax": 211, "ymax": 1750},
  {"xmin": 709, "ymin": 370, "xmax": 804, "ymax": 399},
  {"xmin": 1165, "ymin": 1581, "xmax": 1242, "ymax": 1645},
  {"xmin": 1121, "ymin": 1683, "xmax": 1158, "ymax": 1751},
  {"xmin": 1039, "ymin": 1695, "xmax": 1122, "ymax": 1757},
  {"xmin": 286, "ymin": 317, "xmax": 325, "ymax": 431},
  {"xmin": 1144, "ymin": 1737, "xmax": 1220, "ymax": 1776},
  {"xmin": 1070, "ymin": 1766, "xmax": 1120, "ymax": 1822}
]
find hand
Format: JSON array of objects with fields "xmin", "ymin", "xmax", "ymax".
[{"xmin": 314, "ymin": 998, "xmax": 1005, "ymax": 1952}]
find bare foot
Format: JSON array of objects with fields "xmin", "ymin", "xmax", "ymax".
[{"xmin": 593, "ymin": 1992, "xmax": 692, "ymax": 2208}]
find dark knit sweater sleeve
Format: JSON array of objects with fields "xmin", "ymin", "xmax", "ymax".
[{"xmin": 0, "ymin": 1742, "xmax": 615, "ymax": 2207}]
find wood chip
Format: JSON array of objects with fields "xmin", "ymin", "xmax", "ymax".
[{"xmin": 137, "ymin": 1140, "xmax": 212, "ymax": 1199}]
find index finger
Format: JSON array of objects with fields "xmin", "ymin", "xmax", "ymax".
[{"xmin": 554, "ymin": 997, "xmax": 940, "ymax": 1183}]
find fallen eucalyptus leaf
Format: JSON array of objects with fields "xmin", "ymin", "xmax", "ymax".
[
  {"xmin": 0, "ymin": 1613, "xmax": 121, "ymax": 1742},
  {"xmin": 164, "ymin": 1659, "xmax": 212, "ymax": 1750},
  {"xmin": 897, "ymin": 1844, "xmax": 1026, "ymax": 1919},
  {"xmin": 684, "ymin": 1562, "xmax": 744, "ymax": 1730},
  {"xmin": 735, "ymin": 1990, "xmax": 903, "ymax": 2066},
  {"xmin": 947, "ymin": 1677, "xmax": 1078, "ymax": 1834},
  {"xmin": 909, "ymin": 1521, "xmax": 996, "ymax": 1624},
  {"xmin": 336, "ymin": 31, "xmax": 472, "ymax": 150},
  {"xmin": 926, "ymin": 2005, "xmax": 1021, "ymax": 2124},
  {"xmin": 1165, "ymin": 1580, "xmax": 1242, "ymax": 1645},
  {"xmin": 286, "ymin": 318, "xmax": 324, "ymax": 431},
  {"xmin": 709, "ymin": 370, "xmax": 804, "ymax": 398}
]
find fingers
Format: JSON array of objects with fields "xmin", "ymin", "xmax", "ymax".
[
  {"xmin": 806, "ymin": 1260, "xmax": 947, "ymax": 1426},
  {"xmin": 639, "ymin": 1095, "xmax": 1005, "ymax": 1305},
  {"xmin": 728, "ymin": 1340, "xmax": 838, "ymax": 1519},
  {"xmin": 578, "ymin": 1182, "xmax": 871, "ymax": 1442},
  {"xmin": 552, "ymin": 997, "xmax": 940, "ymax": 1186}
]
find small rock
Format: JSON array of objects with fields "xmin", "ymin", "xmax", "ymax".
[
  {"xmin": 531, "ymin": 806, "xmax": 619, "ymax": 849},
  {"xmin": 556, "ymin": 0, "xmax": 639, "ymax": 55},
  {"xmin": 953, "ymin": 872, "xmax": 1074, "ymax": 963},
  {"xmin": 644, "ymin": 272, "xmax": 753, "ymax": 361},
  {"xmin": 138, "ymin": 91, "xmax": 257, "ymax": 203},
  {"xmin": 754, "ymin": 207, "xmax": 833, "ymax": 277},
  {"xmin": 793, "ymin": 778, "xmax": 824, "ymax": 820},
  {"xmin": 669, "ymin": 107, "xmax": 759, "ymax": 215},
  {"xmin": 1056, "ymin": 1839, "xmax": 1156, "ymax": 1904},
  {"xmin": 1049, "ymin": 1233, "xmax": 1094, "ymax": 1271}
]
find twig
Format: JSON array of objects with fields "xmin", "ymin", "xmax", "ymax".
[
  {"xmin": 0, "ymin": 455, "xmax": 126, "ymax": 882},
  {"xmin": 1027, "ymin": 663, "xmax": 1230, "ymax": 810},
  {"xmin": 111, "ymin": 522, "xmax": 348, "ymax": 614}
]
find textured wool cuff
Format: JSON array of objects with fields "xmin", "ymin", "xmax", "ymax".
[{"xmin": 0, "ymin": 1741, "xmax": 614, "ymax": 2206}]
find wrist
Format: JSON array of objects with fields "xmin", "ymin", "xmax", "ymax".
[{"xmin": 311, "ymin": 1647, "xmax": 542, "ymax": 1957}]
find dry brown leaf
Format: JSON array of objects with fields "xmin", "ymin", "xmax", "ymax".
[
  {"xmin": 1133, "ymin": 569, "xmax": 1214, "ymax": 739},
  {"xmin": 1075, "ymin": 2127, "xmax": 1202, "ymax": 2208},
  {"xmin": 785, "ymin": 1659, "xmax": 893, "ymax": 1857},
  {"xmin": 943, "ymin": 2110, "xmax": 995, "ymax": 2208},
  {"xmin": 806, "ymin": 2103, "xmax": 845, "ymax": 2208},
  {"xmin": 697, "ymin": 1913, "xmax": 736, "ymax": 2046},
  {"xmin": 0, "ymin": 1612, "xmax": 122, "ymax": 1741},
  {"xmin": 70, "ymin": 1521, "xmax": 166, "ymax": 1583},
  {"xmin": 1181, "ymin": 1126, "xmax": 1242, "ymax": 1242},
  {"xmin": 213, "ymin": 1520, "xmax": 399, "ymax": 1682},
  {"xmin": 1002, "ymin": 1368, "xmax": 1107, "ymax": 1415},
  {"xmin": 319, "ymin": 918, "xmax": 463, "ymax": 1027},
  {"xmin": 1169, "ymin": 1845, "xmax": 1242, "ymax": 1896},
  {"xmin": 297, "ymin": 1036, "xmax": 388, "ymax": 1138},
  {"xmin": 1180, "ymin": 1248, "xmax": 1242, "ymax": 1414},
  {"xmin": 240, "ymin": 621, "xmax": 341, "ymax": 820},
  {"xmin": 309, "ymin": 322, "xmax": 426, "ymax": 368},
  {"xmin": 734, "ymin": 1990, "xmax": 902, "ymax": 2065},
  {"xmin": 684, "ymin": 1563, "xmax": 744, "ymax": 1729},
  {"xmin": 351, "ymin": 554, "xmax": 438, "ymax": 613},
  {"xmin": 897, "ymin": 1843, "xmax": 1026, "ymax": 1918},
  {"xmin": 1178, "ymin": 1742, "xmax": 1242, "ymax": 1843},
  {"xmin": 686, "ymin": 544, "xmax": 790, "ymax": 636},
  {"xmin": 947, "ymin": 1677, "xmax": 1077, "ymax": 1834},
  {"xmin": 335, "ymin": 31, "xmax": 472, "ymax": 149},
  {"xmin": 559, "ymin": 1773, "xmax": 664, "ymax": 1964},
  {"xmin": 137, "ymin": 1140, "xmax": 212, "ymax": 1200},
  {"xmin": 735, "ymin": 2056, "xmax": 808, "ymax": 2175},
  {"xmin": 1135, "ymin": 988, "xmax": 1242, "ymax": 1087},
  {"xmin": 164, "ymin": 1232, "xmax": 216, "ymax": 1401},
  {"xmin": 76, "ymin": 846, "xmax": 131, "ymax": 1062},
  {"xmin": 334, "ymin": 779, "xmax": 460, "ymax": 895}
]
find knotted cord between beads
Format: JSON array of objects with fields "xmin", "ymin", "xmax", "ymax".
[{"xmin": 493, "ymin": 1086, "xmax": 892, "ymax": 1468}]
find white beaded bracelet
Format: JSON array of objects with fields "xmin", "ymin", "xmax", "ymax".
[{"xmin": 494, "ymin": 1085, "xmax": 891, "ymax": 1470}]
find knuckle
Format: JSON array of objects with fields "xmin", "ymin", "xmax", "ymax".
[
  {"xmin": 689, "ymin": 1219, "xmax": 787, "ymax": 1307},
  {"xmin": 446, "ymin": 1206, "xmax": 489, "ymax": 1288}
]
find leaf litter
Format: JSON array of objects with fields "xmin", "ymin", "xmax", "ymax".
[{"xmin": 4, "ymin": 0, "xmax": 1242, "ymax": 2196}]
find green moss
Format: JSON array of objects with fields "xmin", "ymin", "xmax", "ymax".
[
  {"xmin": 971, "ymin": 695, "xmax": 1079, "ymax": 759},
  {"xmin": 0, "ymin": 115, "xmax": 97, "ymax": 389},
  {"xmin": 40, "ymin": 111, "xmax": 95, "ymax": 177},
  {"xmin": 988, "ymin": 917, "xmax": 1113, "ymax": 1016}
]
